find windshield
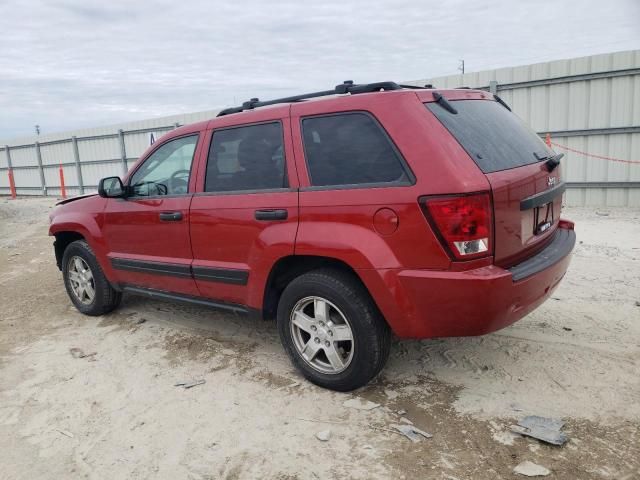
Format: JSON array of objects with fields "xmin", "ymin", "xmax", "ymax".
[{"xmin": 426, "ymin": 99, "xmax": 553, "ymax": 173}]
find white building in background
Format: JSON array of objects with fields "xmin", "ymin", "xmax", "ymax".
[{"xmin": 2, "ymin": 49, "xmax": 639, "ymax": 206}]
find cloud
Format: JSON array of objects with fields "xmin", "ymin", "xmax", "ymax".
[{"xmin": 1, "ymin": 0, "xmax": 639, "ymax": 140}]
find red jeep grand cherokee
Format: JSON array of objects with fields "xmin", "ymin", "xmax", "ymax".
[{"xmin": 49, "ymin": 81, "xmax": 575, "ymax": 391}]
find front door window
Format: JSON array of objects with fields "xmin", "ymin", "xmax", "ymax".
[{"xmin": 129, "ymin": 135, "xmax": 198, "ymax": 196}]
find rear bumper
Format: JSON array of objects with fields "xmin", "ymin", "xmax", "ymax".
[{"xmin": 360, "ymin": 224, "xmax": 576, "ymax": 339}]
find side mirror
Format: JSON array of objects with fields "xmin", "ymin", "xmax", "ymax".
[{"xmin": 98, "ymin": 176, "xmax": 125, "ymax": 198}]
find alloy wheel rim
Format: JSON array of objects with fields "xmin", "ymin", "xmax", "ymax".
[
  {"xmin": 67, "ymin": 256, "xmax": 96, "ymax": 305},
  {"xmin": 290, "ymin": 296, "xmax": 354, "ymax": 374}
]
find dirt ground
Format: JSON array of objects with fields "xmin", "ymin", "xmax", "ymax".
[{"xmin": 0, "ymin": 197, "xmax": 638, "ymax": 480}]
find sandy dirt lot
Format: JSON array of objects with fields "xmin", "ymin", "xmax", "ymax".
[{"xmin": 0, "ymin": 197, "xmax": 638, "ymax": 479}]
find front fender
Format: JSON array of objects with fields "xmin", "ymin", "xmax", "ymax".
[{"xmin": 49, "ymin": 210, "xmax": 115, "ymax": 282}]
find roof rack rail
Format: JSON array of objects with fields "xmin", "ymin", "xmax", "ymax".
[{"xmin": 217, "ymin": 80, "xmax": 406, "ymax": 117}]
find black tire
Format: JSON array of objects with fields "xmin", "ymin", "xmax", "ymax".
[
  {"xmin": 277, "ymin": 268, "xmax": 391, "ymax": 391},
  {"xmin": 62, "ymin": 240, "xmax": 122, "ymax": 316}
]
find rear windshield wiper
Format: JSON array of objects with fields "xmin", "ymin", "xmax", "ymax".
[
  {"xmin": 534, "ymin": 151, "xmax": 564, "ymax": 172},
  {"xmin": 432, "ymin": 91, "xmax": 458, "ymax": 114},
  {"xmin": 494, "ymin": 94, "xmax": 511, "ymax": 111}
]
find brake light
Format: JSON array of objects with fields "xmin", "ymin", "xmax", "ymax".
[{"xmin": 421, "ymin": 193, "xmax": 493, "ymax": 260}]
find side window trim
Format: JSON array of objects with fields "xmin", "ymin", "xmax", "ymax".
[
  {"xmin": 126, "ymin": 133, "xmax": 200, "ymax": 199},
  {"xmin": 204, "ymin": 120, "xmax": 289, "ymax": 194},
  {"xmin": 299, "ymin": 110, "xmax": 416, "ymax": 189},
  {"xmin": 194, "ymin": 187, "xmax": 294, "ymax": 197}
]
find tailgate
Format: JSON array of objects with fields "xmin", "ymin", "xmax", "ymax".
[
  {"xmin": 425, "ymin": 96, "xmax": 565, "ymax": 266},
  {"xmin": 485, "ymin": 163, "xmax": 563, "ymax": 265}
]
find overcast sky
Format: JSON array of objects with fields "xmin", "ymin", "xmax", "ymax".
[{"xmin": 1, "ymin": 0, "xmax": 639, "ymax": 140}]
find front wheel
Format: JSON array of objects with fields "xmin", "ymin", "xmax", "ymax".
[
  {"xmin": 277, "ymin": 269, "xmax": 391, "ymax": 391},
  {"xmin": 62, "ymin": 240, "xmax": 122, "ymax": 316}
]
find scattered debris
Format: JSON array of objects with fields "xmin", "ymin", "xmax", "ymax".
[
  {"xmin": 562, "ymin": 326, "xmax": 573, "ymax": 331},
  {"xmin": 297, "ymin": 417, "xmax": 347, "ymax": 426},
  {"xmin": 520, "ymin": 416, "xmax": 564, "ymax": 431},
  {"xmin": 492, "ymin": 430, "xmax": 518, "ymax": 446},
  {"xmin": 514, "ymin": 460, "xmax": 551, "ymax": 476},
  {"xmin": 384, "ymin": 389, "xmax": 399, "ymax": 400},
  {"xmin": 343, "ymin": 398, "xmax": 380, "ymax": 411},
  {"xmin": 399, "ymin": 417, "xmax": 413, "ymax": 425},
  {"xmin": 69, "ymin": 348, "xmax": 96, "ymax": 359},
  {"xmin": 510, "ymin": 403, "xmax": 524, "ymax": 412},
  {"xmin": 131, "ymin": 421, "xmax": 145, "ymax": 431},
  {"xmin": 174, "ymin": 379, "xmax": 205, "ymax": 389},
  {"xmin": 635, "ymin": 301, "xmax": 640, "ymax": 307},
  {"xmin": 595, "ymin": 211, "xmax": 610, "ymax": 216},
  {"xmin": 511, "ymin": 416, "xmax": 568, "ymax": 446},
  {"xmin": 56, "ymin": 429, "xmax": 74, "ymax": 438},
  {"xmin": 297, "ymin": 417, "xmax": 405, "ymax": 438},
  {"xmin": 397, "ymin": 409, "xmax": 407, "ymax": 416},
  {"xmin": 315, "ymin": 429, "xmax": 331, "ymax": 441},
  {"xmin": 277, "ymin": 381, "xmax": 300, "ymax": 391},
  {"xmin": 391, "ymin": 424, "xmax": 432, "ymax": 443},
  {"xmin": 69, "ymin": 348, "xmax": 83, "ymax": 358},
  {"xmin": 136, "ymin": 318, "xmax": 147, "ymax": 325}
]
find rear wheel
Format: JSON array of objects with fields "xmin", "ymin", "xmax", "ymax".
[
  {"xmin": 277, "ymin": 269, "xmax": 390, "ymax": 391},
  {"xmin": 62, "ymin": 240, "xmax": 122, "ymax": 316}
]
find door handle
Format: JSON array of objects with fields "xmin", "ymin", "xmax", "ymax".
[
  {"xmin": 159, "ymin": 211, "xmax": 183, "ymax": 222},
  {"xmin": 255, "ymin": 209, "xmax": 288, "ymax": 221}
]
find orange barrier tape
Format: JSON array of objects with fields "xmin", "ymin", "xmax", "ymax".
[{"xmin": 551, "ymin": 141, "xmax": 640, "ymax": 165}]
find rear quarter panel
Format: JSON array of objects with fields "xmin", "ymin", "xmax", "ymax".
[{"xmin": 290, "ymin": 90, "xmax": 490, "ymax": 271}]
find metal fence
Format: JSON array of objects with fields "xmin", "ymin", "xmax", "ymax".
[
  {"xmin": 1, "ymin": 124, "xmax": 181, "ymax": 198},
  {"xmin": 1, "ymin": 50, "xmax": 639, "ymax": 205},
  {"xmin": 410, "ymin": 49, "xmax": 640, "ymax": 207}
]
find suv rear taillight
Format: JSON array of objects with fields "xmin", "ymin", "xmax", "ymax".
[{"xmin": 420, "ymin": 192, "xmax": 493, "ymax": 260}]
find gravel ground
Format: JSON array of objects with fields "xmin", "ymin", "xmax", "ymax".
[{"xmin": 0, "ymin": 197, "xmax": 639, "ymax": 479}]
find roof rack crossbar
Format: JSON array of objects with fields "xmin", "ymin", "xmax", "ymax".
[{"xmin": 217, "ymin": 81, "xmax": 404, "ymax": 117}]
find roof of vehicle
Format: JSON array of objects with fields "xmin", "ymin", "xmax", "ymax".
[{"xmin": 169, "ymin": 81, "xmax": 494, "ymax": 137}]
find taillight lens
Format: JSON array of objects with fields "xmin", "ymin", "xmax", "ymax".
[{"xmin": 421, "ymin": 192, "xmax": 493, "ymax": 260}]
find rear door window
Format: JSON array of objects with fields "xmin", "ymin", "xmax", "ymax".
[
  {"xmin": 205, "ymin": 122, "xmax": 288, "ymax": 192},
  {"xmin": 426, "ymin": 99, "xmax": 553, "ymax": 173},
  {"xmin": 301, "ymin": 112, "xmax": 411, "ymax": 187}
]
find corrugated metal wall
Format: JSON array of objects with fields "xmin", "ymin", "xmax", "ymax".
[
  {"xmin": 2, "ymin": 49, "xmax": 639, "ymax": 206},
  {"xmin": 407, "ymin": 49, "xmax": 640, "ymax": 206}
]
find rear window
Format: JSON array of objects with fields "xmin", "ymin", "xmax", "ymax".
[{"xmin": 426, "ymin": 99, "xmax": 552, "ymax": 173}]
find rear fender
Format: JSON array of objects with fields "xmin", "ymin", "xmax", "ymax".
[{"xmin": 294, "ymin": 222, "xmax": 405, "ymax": 269}]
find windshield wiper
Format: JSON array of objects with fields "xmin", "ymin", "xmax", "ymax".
[
  {"xmin": 534, "ymin": 151, "xmax": 564, "ymax": 172},
  {"xmin": 432, "ymin": 91, "xmax": 458, "ymax": 114},
  {"xmin": 494, "ymin": 94, "xmax": 511, "ymax": 111}
]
